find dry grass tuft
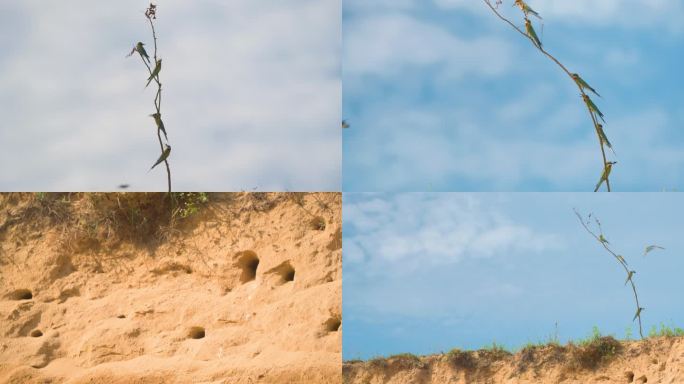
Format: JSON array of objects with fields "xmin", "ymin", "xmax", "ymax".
[{"xmin": 569, "ymin": 336, "xmax": 622, "ymax": 370}]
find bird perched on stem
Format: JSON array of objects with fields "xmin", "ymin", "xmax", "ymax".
[
  {"xmin": 594, "ymin": 161, "xmax": 616, "ymax": 192},
  {"xmin": 150, "ymin": 113, "xmax": 168, "ymax": 140},
  {"xmin": 583, "ymin": 94, "xmax": 605, "ymax": 123},
  {"xmin": 596, "ymin": 124, "xmax": 614, "ymax": 154},
  {"xmin": 525, "ymin": 19, "xmax": 542, "ymax": 49},
  {"xmin": 572, "ymin": 73, "xmax": 600, "ymax": 97},
  {"xmin": 625, "ymin": 271, "xmax": 636, "ymax": 285},
  {"xmin": 514, "ymin": 0, "xmax": 542, "ymax": 19},
  {"xmin": 149, "ymin": 144, "xmax": 171, "ymax": 172},
  {"xmin": 127, "ymin": 42, "xmax": 150, "ymax": 63},
  {"xmin": 146, "ymin": 59, "xmax": 162, "ymax": 88},
  {"xmin": 633, "ymin": 307, "xmax": 644, "ymax": 322}
]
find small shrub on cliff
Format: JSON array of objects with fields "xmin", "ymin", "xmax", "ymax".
[{"xmin": 447, "ymin": 348, "xmax": 476, "ymax": 369}]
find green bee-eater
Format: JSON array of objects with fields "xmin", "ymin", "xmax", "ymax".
[
  {"xmin": 625, "ymin": 270, "xmax": 636, "ymax": 285},
  {"xmin": 644, "ymin": 245, "xmax": 665, "ymax": 256},
  {"xmin": 598, "ymin": 234, "xmax": 609, "ymax": 244},
  {"xmin": 127, "ymin": 42, "xmax": 150, "ymax": 63},
  {"xmin": 583, "ymin": 94, "xmax": 605, "ymax": 123},
  {"xmin": 342, "ymin": 120, "xmax": 350, "ymax": 129},
  {"xmin": 596, "ymin": 124, "xmax": 614, "ymax": 154},
  {"xmin": 594, "ymin": 161, "xmax": 616, "ymax": 192},
  {"xmin": 146, "ymin": 59, "xmax": 162, "ymax": 88},
  {"xmin": 617, "ymin": 254, "xmax": 628, "ymax": 266},
  {"xmin": 149, "ymin": 144, "xmax": 171, "ymax": 171},
  {"xmin": 525, "ymin": 19, "xmax": 542, "ymax": 49},
  {"xmin": 633, "ymin": 307, "xmax": 644, "ymax": 322},
  {"xmin": 150, "ymin": 113, "xmax": 168, "ymax": 140},
  {"xmin": 572, "ymin": 73, "xmax": 600, "ymax": 97},
  {"xmin": 514, "ymin": 0, "xmax": 542, "ymax": 19}
]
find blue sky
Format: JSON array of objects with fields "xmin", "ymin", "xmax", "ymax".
[
  {"xmin": 343, "ymin": 193, "xmax": 684, "ymax": 360},
  {"xmin": 342, "ymin": 0, "xmax": 684, "ymax": 191},
  {"xmin": 0, "ymin": 0, "xmax": 340, "ymax": 191}
]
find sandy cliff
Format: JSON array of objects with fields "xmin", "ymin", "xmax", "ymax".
[
  {"xmin": 344, "ymin": 337, "xmax": 684, "ymax": 384},
  {"xmin": 0, "ymin": 192, "xmax": 341, "ymax": 383}
]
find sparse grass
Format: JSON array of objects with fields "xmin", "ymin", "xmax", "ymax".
[
  {"xmin": 625, "ymin": 326, "xmax": 633, "ymax": 340},
  {"xmin": 388, "ymin": 353, "xmax": 426, "ymax": 369},
  {"xmin": 648, "ymin": 323, "xmax": 684, "ymax": 338},
  {"xmin": 482, "ymin": 341, "xmax": 509, "ymax": 354},
  {"xmin": 478, "ymin": 341, "xmax": 513, "ymax": 364},
  {"xmin": 172, "ymin": 192, "xmax": 209, "ymax": 219},
  {"xmin": 3, "ymin": 193, "xmax": 211, "ymax": 252},
  {"xmin": 576, "ymin": 326, "xmax": 605, "ymax": 347},
  {"xmin": 349, "ymin": 324, "xmax": 684, "ymax": 376},
  {"xmin": 447, "ymin": 348, "xmax": 475, "ymax": 369},
  {"xmin": 362, "ymin": 353, "xmax": 426, "ymax": 370},
  {"xmin": 366, "ymin": 357, "xmax": 388, "ymax": 369},
  {"xmin": 569, "ymin": 335, "xmax": 622, "ymax": 370}
]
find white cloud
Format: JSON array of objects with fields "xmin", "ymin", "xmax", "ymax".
[
  {"xmin": 344, "ymin": 193, "xmax": 561, "ymax": 276},
  {"xmin": 534, "ymin": 0, "xmax": 683, "ymax": 32},
  {"xmin": 343, "ymin": 99, "xmax": 602, "ymax": 191},
  {"xmin": 0, "ymin": 0, "xmax": 340, "ymax": 191},
  {"xmin": 344, "ymin": 13, "xmax": 512, "ymax": 80},
  {"xmin": 432, "ymin": 0, "xmax": 488, "ymax": 13},
  {"xmin": 433, "ymin": 0, "xmax": 684, "ymax": 33},
  {"xmin": 344, "ymin": 0, "xmax": 418, "ymax": 13}
]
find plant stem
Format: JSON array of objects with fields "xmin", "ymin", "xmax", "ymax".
[
  {"xmin": 483, "ymin": 0, "xmax": 612, "ymax": 191},
  {"xmin": 144, "ymin": 11, "xmax": 171, "ymax": 195},
  {"xmin": 574, "ymin": 210, "xmax": 643, "ymax": 339}
]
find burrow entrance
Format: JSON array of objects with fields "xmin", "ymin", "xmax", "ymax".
[
  {"xmin": 236, "ymin": 251, "xmax": 260, "ymax": 283},
  {"xmin": 268, "ymin": 261, "xmax": 296, "ymax": 285},
  {"xmin": 187, "ymin": 326, "xmax": 205, "ymax": 339},
  {"xmin": 323, "ymin": 316, "xmax": 341, "ymax": 333},
  {"xmin": 310, "ymin": 216, "xmax": 327, "ymax": 231},
  {"xmin": 30, "ymin": 330, "xmax": 43, "ymax": 337},
  {"xmin": 7, "ymin": 289, "xmax": 33, "ymax": 300}
]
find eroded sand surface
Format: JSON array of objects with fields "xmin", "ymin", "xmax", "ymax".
[
  {"xmin": 344, "ymin": 337, "xmax": 684, "ymax": 384},
  {"xmin": 0, "ymin": 193, "xmax": 341, "ymax": 383}
]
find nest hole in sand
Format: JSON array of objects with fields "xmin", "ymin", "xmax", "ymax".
[
  {"xmin": 323, "ymin": 316, "xmax": 341, "ymax": 333},
  {"xmin": 7, "ymin": 289, "xmax": 33, "ymax": 300},
  {"xmin": 310, "ymin": 216, "xmax": 326, "ymax": 231},
  {"xmin": 188, "ymin": 326, "xmax": 205, "ymax": 339},
  {"xmin": 237, "ymin": 251, "xmax": 260, "ymax": 283},
  {"xmin": 30, "ymin": 330, "xmax": 43, "ymax": 337},
  {"xmin": 270, "ymin": 261, "xmax": 296, "ymax": 285}
]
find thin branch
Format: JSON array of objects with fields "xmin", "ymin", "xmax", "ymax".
[
  {"xmin": 143, "ymin": 4, "xmax": 171, "ymax": 195},
  {"xmin": 484, "ymin": 0, "xmax": 612, "ymax": 191},
  {"xmin": 574, "ymin": 209, "xmax": 644, "ymax": 339}
]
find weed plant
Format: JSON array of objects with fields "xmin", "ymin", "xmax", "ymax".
[{"xmin": 484, "ymin": 0, "xmax": 616, "ymax": 191}]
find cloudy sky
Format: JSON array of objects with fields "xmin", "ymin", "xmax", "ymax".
[
  {"xmin": 343, "ymin": 0, "xmax": 684, "ymax": 191},
  {"xmin": 0, "ymin": 0, "xmax": 340, "ymax": 191},
  {"xmin": 344, "ymin": 193, "xmax": 684, "ymax": 359}
]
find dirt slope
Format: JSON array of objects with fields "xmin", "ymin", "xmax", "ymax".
[
  {"xmin": 344, "ymin": 337, "xmax": 684, "ymax": 384},
  {"xmin": 0, "ymin": 193, "xmax": 341, "ymax": 384}
]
